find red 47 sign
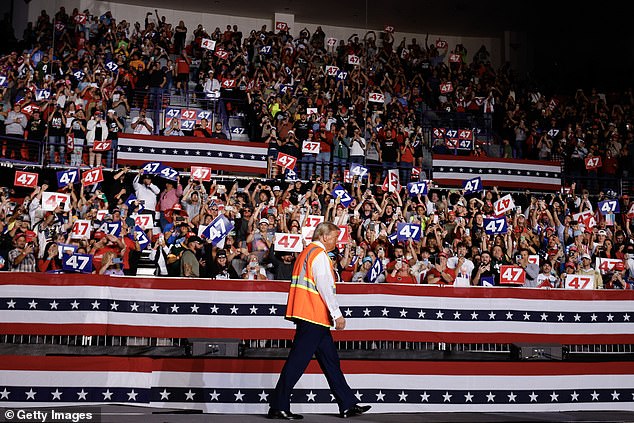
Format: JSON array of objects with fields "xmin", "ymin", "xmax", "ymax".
[
  {"xmin": 190, "ymin": 166, "xmax": 212, "ymax": 181},
  {"xmin": 302, "ymin": 141, "xmax": 320, "ymax": 154},
  {"xmin": 499, "ymin": 265, "xmax": 525, "ymax": 285},
  {"xmin": 215, "ymin": 49, "xmax": 229, "ymax": 60},
  {"xmin": 132, "ymin": 214, "xmax": 154, "ymax": 230},
  {"xmin": 276, "ymin": 152, "xmax": 297, "ymax": 170},
  {"xmin": 221, "ymin": 79, "xmax": 236, "ymax": 89},
  {"xmin": 449, "ymin": 53, "xmax": 461, "ymax": 63},
  {"xmin": 435, "ymin": 39, "xmax": 447, "ymax": 49},
  {"xmin": 275, "ymin": 21, "xmax": 289, "ymax": 31},
  {"xmin": 564, "ymin": 274, "xmax": 594, "ymax": 290},
  {"xmin": 82, "ymin": 167, "xmax": 104, "ymax": 186},
  {"xmin": 458, "ymin": 129, "xmax": 473, "ymax": 140},
  {"xmin": 14, "ymin": 171, "xmax": 38, "ymax": 188},
  {"xmin": 585, "ymin": 156, "xmax": 602, "ymax": 170},
  {"xmin": 274, "ymin": 233, "xmax": 303, "ymax": 252},
  {"xmin": 93, "ymin": 140, "xmax": 112, "ymax": 152},
  {"xmin": 368, "ymin": 93, "xmax": 385, "ymax": 103},
  {"xmin": 440, "ymin": 82, "xmax": 453, "ymax": 94},
  {"xmin": 71, "ymin": 219, "xmax": 91, "ymax": 239},
  {"xmin": 337, "ymin": 225, "xmax": 351, "ymax": 244},
  {"xmin": 494, "ymin": 194, "xmax": 515, "ymax": 216}
]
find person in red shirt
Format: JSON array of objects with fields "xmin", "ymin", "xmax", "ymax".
[
  {"xmin": 174, "ymin": 50, "xmax": 191, "ymax": 94},
  {"xmin": 90, "ymin": 234, "xmax": 125, "ymax": 273},
  {"xmin": 316, "ymin": 123, "xmax": 333, "ymax": 180},
  {"xmin": 385, "ymin": 258, "xmax": 417, "ymax": 284},
  {"xmin": 424, "ymin": 252, "xmax": 456, "ymax": 284}
]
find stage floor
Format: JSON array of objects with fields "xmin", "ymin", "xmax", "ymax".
[{"xmin": 98, "ymin": 405, "xmax": 634, "ymax": 422}]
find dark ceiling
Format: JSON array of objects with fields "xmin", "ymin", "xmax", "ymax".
[{"xmin": 115, "ymin": 0, "xmax": 538, "ymax": 37}]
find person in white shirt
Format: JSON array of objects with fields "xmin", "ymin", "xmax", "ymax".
[
  {"xmin": 447, "ymin": 242, "xmax": 475, "ymax": 286},
  {"xmin": 133, "ymin": 172, "xmax": 160, "ymax": 212},
  {"xmin": 130, "ymin": 109, "xmax": 154, "ymax": 135}
]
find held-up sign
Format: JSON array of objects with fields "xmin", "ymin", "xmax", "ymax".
[
  {"xmin": 564, "ymin": 274, "xmax": 594, "ymax": 290},
  {"xmin": 435, "ymin": 39, "xmax": 447, "ymax": 49},
  {"xmin": 0, "ymin": 75, "xmax": 7, "ymax": 87},
  {"xmin": 463, "ymin": 176, "xmax": 482, "ymax": 194},
  {"xmin": 157, "ymin": 165, "xmax": 179, "ymax": 181},
  {"xmin": 275, "ymin": 21, "xmax": 289, "ymax": 31},
  {"xmin": 348, "ymin": 55, "xmax": 360, "ymax": 65},
  {"xmin": 132, "ymin": 213, "xmax": 154, "ymax": 230},
  {"xmin": 384, "ymin": 169, "xmax": 400, "ymax": 193},
  {"xmin": 62, "ymin": 253, "xmax": 93, "ymax": 274},
  {"xmin": 585, "ymin": 156, "xmax": 602, "ymax": 170},
  {"xmin": 302, "ymin": 215, "xmax": 324, "ymax": 241},
  {"xmin": 35, "ymin": 89, "xmax": 51, "ymax": 101},
  {"xmin": 384, "ymin": 25, "xmax": 395, "ymax": 33},
  {"xmin": 368, "ymin": 93, "xmax": 385, "ymax": 103},
  {"xmin": 201, "ymin": 38, "xmax": 216, "ymax": 51},
  {"xmin": 190, "ymin": 166, "xmax": 212, "ymax": 181},
  {"xmin": 494, "ymin": 194, "xmax": 515, "ymax": 216},
  {"xmin": 411, "ymin": 167, "xmax": 421, "ymax": 180},
  {"xmin": 74, "ymin": 14, "xmax": 87, "ymax": 25},
  {"xmin": 396, "ymin": 223, "xmax": 421, "ymax": 242},
  {"xmin": 133, "ymin": 225, "xmax": 150, "ymax": 250},
  {"xmin": 14, "ymin": 171, "xmax": 38, "ymax": 188},
  {"xmin": 201, "ymin": 214, "xmax": 234, "ymax": 246},
  {"xmin": 449, "ymin": 53, "xmax": 461, "ymax": 63},
  {"xmin": 499, "ymin": 265, "xmax": 525, "ymax": 285},
  {"xmin": 82, "ymin": 167, "xmax": 104, "ymax": 186},
  {"xmin": 440, "ymin": 82, "xmax": 453, "ymax": 94},
  {"xmin": 259, "ymin": 45, "xmax": 272, "ymax": 55},
  {"xmin": 302, "ymin": 141, "xmax": 320, "ymax": 154},
  {"xmin": 215, "ymin": 49, "xmax": 229, "ymax": 60},
  {"xmin": 572, "ymin": 210, "xmax": 596, "ymax": 229},
  {"xmin": 98, "ymin": 221, "xmax": 121, "ymax": 237},
  {"xmin": 274, "ymin": 233, "xmax": 303, "ymax": 252},
  {"xmin": 332, "ymin": 184, "xmax": 353, "ymax": 208},
  {"xmin": 366, "ymin": 258, "xmax": 384, "ymax": 283},
  {"xmin": 327, "ymin": 38, "xmax": 337, "ymax": 47},
  {"xmin": 276, "ymin": 152, "xmax": 297, "ymax": 170},
  {"xmin": 343, "ymin": 170, "xmax": 352, "ymax": 183},
  {"xmin": 325, "ymin": 65, "xmax": 339, "ymax": 76},
  {"xmin": 337, "ymin": 225, "xmax": 351, "ymax": 244},
  {"xmin": 528, "ymin": 255, "xmax": 540, "ymax": 266},
  {"xmin": 484, "ymin": 217, "xmax": 508, "ymax": 235},
  {"xmin": 596, "ymin": 258, "xmax": 625, "ymax": 274},
  {"xmin": 105, "ymin": 61, "xmax": 118, "ymax": 72},
  {"xmin": 142, "ymin": 162, "xmax": 162, "ymax": 174},
  {"xmin": 42, "ymin": 192, "xmax": 71, "ymax": 211},
  {"xmin": 221, "ymin": 79, "xmax": 236, "ymax": 89},
  {"xmin": 598, "ymin": 199, "xmax": 620, "ymax": 215},
  {"xmin": 93, "ymin": 140, "xmax": 112, "ymax": 152},
  {"xmin": 306, "ymin": 107, "xmax": 318, "ymax": 116},
  {"xmin": 407, "ymin": 181, "xmax": 428, "ymax": 197},
  {"xmin": 350, "ymin": 164, "xmax": 368, "ymax": 178},
  {"xmin": 71, "ymin": 219, "xmax": 91, "ymax": 239},
  {"xmin": 96, "ymin": 209, "xmax": 109, "ymax": 221}
]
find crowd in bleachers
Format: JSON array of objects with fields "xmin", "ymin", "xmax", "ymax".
[{"xmin": 0, "ymin": 7, "xmax": 634, "ymax": 288}]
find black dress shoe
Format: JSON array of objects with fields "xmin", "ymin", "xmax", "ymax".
[
  {"xmin": 340, "ymin": 404, "xmax": 371, "ymax": 418},
  {"xmin": 267, "ymin": 409, "xmax": 304, "ymax": 420}
]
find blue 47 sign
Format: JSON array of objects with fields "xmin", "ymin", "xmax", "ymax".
[
  {"xmin": 62, "ymin": 253, "xmax": 93, "ymax": 274},
  {"xmin": 463, "ymin": 177, "xmax": 482, "ymax": 193},
  {"xmin": 484, "ymin": 217, "xmax": 508, "ymax": 235},
  {"xmin": 407, "ymin": 181, "xmax": 428, "ymax": 197},
  {"xmin": 598, "ymin": 199, "xmax": 619, "ymax": 215},
  {"xmin": 333, "ymin": 184, "xmax": 353, "ymax": 208},
  {"xmin": 396, "ymin": 223, "xmax": 421, "ymax": 241},
  {"xmin": 202, "ymin": 215, "xmax": 234, "ymax": 245}
]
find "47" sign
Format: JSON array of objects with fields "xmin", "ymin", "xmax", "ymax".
[{"xmin": 499, "ymin": 265, "xmax": 525, "ymax": 285}]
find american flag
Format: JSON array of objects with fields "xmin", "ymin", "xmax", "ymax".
[
  {"xmin": 1, "ymin": 356, "xmax": 634, "ymax": 413},
  {"xmin": 433, "ymin": 155, "xmax": 562, "ymax": 191},
  {"xmin": 1, "ymin": 274, "xmax": 633, "ymax": 344},
  {"xmin": 116, "ymin": 134, "xmax": 268, "ymax": 175}
]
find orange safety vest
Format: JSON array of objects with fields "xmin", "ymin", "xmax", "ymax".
[{"xmin": 285, "ymin": 243, "xmax": 336, "ymax": 327}]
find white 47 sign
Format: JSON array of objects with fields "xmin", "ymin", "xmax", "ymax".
[
  {"xmin": 274, "ymin": 233, "xmax": 303, "ymax": 252},
  {"xmin": 565, "ymin": 274, "xmax": 594, "ymax": 290}
]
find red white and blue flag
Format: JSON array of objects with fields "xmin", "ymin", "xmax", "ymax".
[{"xmin": 433, "ymin": 155, "xmax": 562, "ymax": 191}]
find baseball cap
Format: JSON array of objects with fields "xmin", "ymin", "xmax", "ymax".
[
  {"xmin": 272, "ymin": 185, "xmax": 281, "ymax": 191},
  {"xmin": 259, "ymin": 218, "xmax": 269, "ymax": 225},
  {"xmin": 107, "ymin": 109, "xmax": 116, "ymax": 114},
  {"xmin": 362, "ymin": 256, "xmax": 373, "ymax": 264},
  {"xmin": 581, "ymin": 253, "xmax": 591, "ymax": 260},
  {"xmin": 186, "ymin": 235, "xmax": 203, "ymax": 245},
  {"xmin": 216, "ymin": 249, "xmax": 227, "ymax": 258},
  {"xmin": 565, "ymin": 261, "xmax": 576, "ymax": 269},
  {"xmin": 438, "ymin": 252, "xmax": 448, "ymax": 258},
  {"xmin": 597, "ymin": 229, "xmax": 607, "ymax": 236}
]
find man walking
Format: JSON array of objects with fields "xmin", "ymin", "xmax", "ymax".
[{"xmin": 268, "ymin": 222, "xmax": 371, "ymax": 420}]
